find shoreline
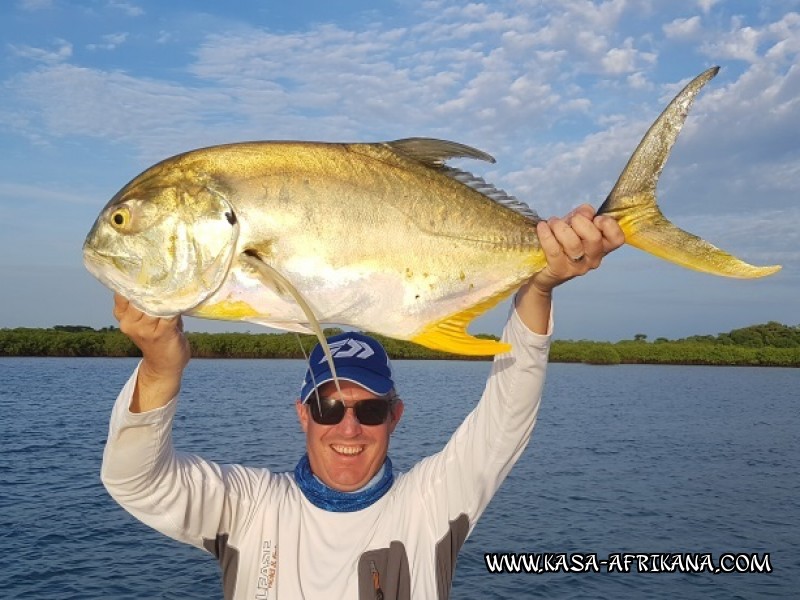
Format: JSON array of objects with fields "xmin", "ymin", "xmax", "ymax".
[{"xmin": 2, "ymin": 324, "xmax": 799, "ymax": 367}]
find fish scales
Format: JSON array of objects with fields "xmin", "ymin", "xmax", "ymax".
[{"xmin": 195, "ymin": 142, "xmax": 542, "ymax": 337}]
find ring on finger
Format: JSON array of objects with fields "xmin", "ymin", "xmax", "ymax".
[{"xmin": 569, "ymin": 253, "xmax": 585, "ymax": 262}]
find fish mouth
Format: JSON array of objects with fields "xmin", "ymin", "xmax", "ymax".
[
  {"xmin": 82, "ymin": 245, "xmax": 140, "ymax": 290},
  {"xmin": 82, "ymin": 246, "xmax": 108, "ymax": 279},
  {"xmin": 83, "ymin": 246, "xmax": 136, "ymax": 270}
]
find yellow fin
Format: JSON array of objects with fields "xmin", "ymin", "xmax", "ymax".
[
  {"xmin": 192, "ymin": 300, "xmax": 260, "ymax": 319},
  {"xmin": 621, "ymin": 211, "xmax": 782, "ymax": 279},
  {"xmin": 410, "ymin": 287, "xmax": 516, "ymax": 356},
  {"xmin": 597, "ymin": 67, "xmax": 780, "ymax": 279},
  {"xmin": 241, "ymin": 251, "xmax": 343, "ymax": 397}
]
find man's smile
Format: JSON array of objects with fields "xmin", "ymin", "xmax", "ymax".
[{"xmin": 331, "ymin": 444, "xmax": 365, "ymax": 456}]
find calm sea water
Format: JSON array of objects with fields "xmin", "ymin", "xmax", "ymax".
[{"xmin": 1, "ymin": 357, "xmax": 797, "ymax": 599}]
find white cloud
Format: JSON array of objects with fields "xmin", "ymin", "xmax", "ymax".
[
  {"xmin": 627, "ymin": 71, "xmax": 652, "ymax": 90},
  {"xmin": 107, "ymin": 1, "xmax": 143, "ymax": 17},
  {"xmin": 764, "ymin": 11, "xmax": 800, "ymax": 61},
  {"xmin": 702, "ymin": 19, "xmax": 762, "ymax": 62},
  {"xmin": 503, "ymin": 116, "xmax": 646, "ymax": 215},
  {"xmin": 601, "ymin": 38, "xmax": 656, "ymax": 74},
  {"xmin": 86, "ymin": 32, "xmax": 129, "ymax": 51},
  {"xmin": 417, "ymin": 2, "xmax": 532, "ymax": 41},
  {"xmin": 700, "ymin": 12, "xmax": 800, "ymax": 65},
  {"xmin": 663, "ymin": 16, "xmax": 703, "ymax": 40},
  {"xmin": 680, "ymin": 62, "xmax": 800, "ymax": 199},
  {"xmin": 2, "ymin": 0, "xmax": 673, "ymax": 163},
  {"xmin": 0, "ymin": 182, "xmax": 95, "ymax": 206},
  {"xmin": 4, "ymin": 64, "xmax": 231, "ymax": 161},
  {"xmin": 4, "ymin": 0, "xmax": 798, "ymax": 226},
  {"xmin": 9, "ymin": 39, "xmax": 72, "ymax": 63},
  {"xmin": 697, "ymin": 0, "xmax": 721, "ymax": 14}
]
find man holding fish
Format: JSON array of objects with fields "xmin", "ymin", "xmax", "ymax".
[
  {"xmin": 95, "ymin": 68, "xmax": 777, "ymax": 598},
  {"xmin": 102, "ymin": 205, "xmax": 623, "ymax": 599}
]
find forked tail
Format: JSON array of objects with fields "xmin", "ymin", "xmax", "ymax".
[{"xmin": 596, "ymin": 66, "xmax": 781, "ymax": 279}]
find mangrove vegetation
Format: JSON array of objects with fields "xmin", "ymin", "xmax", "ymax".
[{"xmin": 1, "ymin": 322, "xmax": 799, "ymax": 367}]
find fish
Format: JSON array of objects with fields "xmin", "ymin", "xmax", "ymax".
[{"xmin": 83, "ymin": 66, "xmax": 780, "ymax": 358}]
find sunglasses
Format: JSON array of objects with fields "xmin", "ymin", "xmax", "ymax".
[{"xmin": 307, "ymin": 395, "xmax": 396, "ymax": 426}]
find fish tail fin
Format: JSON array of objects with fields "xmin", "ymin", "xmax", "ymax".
[{"xmin": 596, "ymin": 66, "xmax": 781, "ymax": 279}]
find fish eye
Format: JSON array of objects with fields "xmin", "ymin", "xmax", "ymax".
[{"xmin": 110, "ymin": 207, "xmax": 130, "ymax": 229}]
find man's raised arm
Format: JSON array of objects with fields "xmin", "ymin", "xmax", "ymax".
[
  {"xmin": 515, "ymin": 204, "xmax": 625, "ymax": 334},
  {"xmin": 113, "ymin": 293, "xmax": 190, "ymax": 412}
]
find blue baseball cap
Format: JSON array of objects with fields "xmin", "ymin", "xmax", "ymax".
[{"xmin": 300, "ymin": 332, "xmax": 395, "ymax": 403}]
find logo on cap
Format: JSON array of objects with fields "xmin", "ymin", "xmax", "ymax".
[{"xmin": 321, "ymin": 339, "xmax": 375, "ymax": 361}]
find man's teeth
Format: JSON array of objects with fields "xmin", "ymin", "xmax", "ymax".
[{"xmin": 332, "ymin": 445, "xmax": 364, "ymax": 456}]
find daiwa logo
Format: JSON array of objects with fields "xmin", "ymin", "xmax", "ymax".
[{"xmin": 321, "ymin": 339, "xmax": 375, "ymax": 361}]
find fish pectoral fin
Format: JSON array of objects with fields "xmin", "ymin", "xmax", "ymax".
[
  {"xmin": 410, "ymin": 287, "xmax": 517, "ymax": 356},
  {"xmin": 241, "ymin": 250, "xmax": 343, "ymax": 396},
  {"xmin": 245, "ymin": 318, "xmax": 315, "ymax": 335}
]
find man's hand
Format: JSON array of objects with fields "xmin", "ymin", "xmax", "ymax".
[
  {"xmin": 515, "ymin": 204, "xmax": 625, "ymax": 334},
  {"xmin": 114, "ymin": 294, "xmax": 190, "ymax": 413}
]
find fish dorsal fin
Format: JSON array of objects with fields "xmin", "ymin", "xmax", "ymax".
[
  {"xmin": 386, "ymin": 138, "xmax": 496, "ymax": 167},
  {"xmin": 385, "ymin": 138, "xmax": 537, "ymax": 221},
  {"xmin": 409, "ymin": 286, "xmax": 518, "ymax": 356},
  {"xmin": 442, "ymin": 166, "xmax": 540, "ymax": 222}
]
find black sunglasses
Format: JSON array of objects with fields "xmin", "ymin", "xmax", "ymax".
[{"xmin": 307, "ymin": 395, "xmax": 396, "ymax": 426}]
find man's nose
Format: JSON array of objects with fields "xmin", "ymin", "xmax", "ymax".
[{"xmin": 336, "ymin": 406, "xmax": 363, "ymax": 436}]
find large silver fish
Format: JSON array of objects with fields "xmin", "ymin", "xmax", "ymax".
[{"xmin": 83, "ymin": 67, "xmax": 780, "ymax": 356}]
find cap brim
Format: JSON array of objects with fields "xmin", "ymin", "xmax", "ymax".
[{"xmin": 301, "ymin": 365, "xmax": 394, "ymax": 403}]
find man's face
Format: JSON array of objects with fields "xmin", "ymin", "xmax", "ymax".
[{"xmin": 296, "ymin": 380, "xmax": 403, "ymax": 492}]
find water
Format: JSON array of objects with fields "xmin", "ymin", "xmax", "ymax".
[{"xmin": 1, "ymin": 358, "xmax": 797, "ymax": 599}]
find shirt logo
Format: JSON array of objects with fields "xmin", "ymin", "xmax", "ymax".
[{"xmin": 320, "ymin": 339, "xmax": 375, "ymax": 361}]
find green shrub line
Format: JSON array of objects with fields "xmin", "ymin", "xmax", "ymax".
[{"xmin": 1, "ymin": 322, "xmax": 799, "ymax": 367}]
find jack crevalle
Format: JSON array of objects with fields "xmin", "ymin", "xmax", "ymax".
[{"xmin": 83, "ymin": 67, "xmax": 780, "ymax": 357}]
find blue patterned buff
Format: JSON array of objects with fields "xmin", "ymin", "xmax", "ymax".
[{"xmin": 294, "ymin": 454, "xmax": 394, "ymax": 512}]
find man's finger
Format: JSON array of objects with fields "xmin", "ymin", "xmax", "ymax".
[
  {"xmin": 113, "ymin": 294, "xmax": 128, "ymax": 316},
  {"xmin": 594, "ymin": 216, "xmax": 626, "ymax": 253},
  {"xmin": 548, "ymin": 218, "xmax": 583, "ymax": 260},
  {"xmin": 570, "ymin": 214, "xmax": 602, "ymax": 245},
  {"xmin": 574, "ymin": 204, "xmax": 596, "ymax": 221},
  {"xmin": 113, "ymin": 293, "xmax": 128, "ymax": 308},
  {"xmin": 536, "ymin": 221, "xmax": 563, "ymax": 260},
  {"xmin": 154, "ymin": 314, "xmax": 182, "ymax": 336},
  {"xmin": 565, "ymin": 204, "xmax": 595, "ymax": 225}
]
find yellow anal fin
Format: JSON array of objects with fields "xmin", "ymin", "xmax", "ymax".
[{"xmin": 410, "ymin": 287, "xmax": 517, "ymax": 356}]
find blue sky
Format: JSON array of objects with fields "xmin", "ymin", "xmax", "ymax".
[{"xmin": 1, "ymin": 0, "xmax": 798, "ymax": 341}]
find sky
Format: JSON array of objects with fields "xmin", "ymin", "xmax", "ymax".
[{"xmin": 0, "ymin": 0, "xmax": 798, "ymax": 342}]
